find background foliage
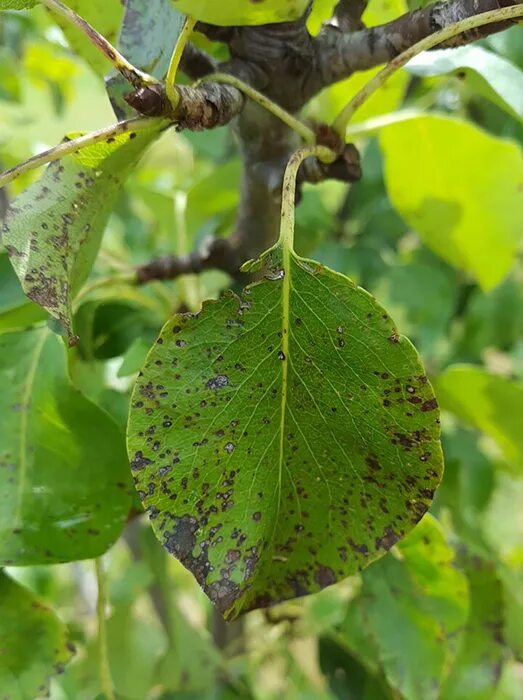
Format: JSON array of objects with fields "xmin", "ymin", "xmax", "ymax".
[{"xmin": 0, "ymin": 0, "xmax": 523, "ymax": 698}]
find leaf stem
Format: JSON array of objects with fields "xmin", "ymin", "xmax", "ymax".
[
  {"xmin": 173, "ymin": 191, "xmax": 201, "ymax": 312},
  {"xmin": 95, "ymin": 558, "xmax": 115, "ymax": 700},
  {"xmin": 196, "ymin": 73, "xmax": 317, "ymax": 144},
  {"xmin": 332, "ymin": 3, "xmax": 523, "ymax": 135},
  {"xmin": 40, "ymin": 0, "xmax": 159, "ymax": 89},
  {"xmin": 166, "ymin": 16, "xmax": 197, "ymax": 111},
  {"xmin": 0, "ymin": 117, "xmax": 167, "ymax": 189},
  {"xmin": 279, "ymin": 145, "xmax": 336, "ymax": 251},
  {"xmin": 74, "ymin": 272, "xmax": 136, "ymax": 307}
]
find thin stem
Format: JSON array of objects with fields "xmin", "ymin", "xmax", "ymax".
[
  {"xmin": 333, "ymin": 3, "xmax": 523, "ymax": 135},
  {"xmin": 173, "ymin": 191, "xmax": 201, "ymax": 312},
  {"xmin": 74, "ymin": 272, "xmax": 136, "ymax": 307},
  {"xmin": 0, "ymin": 117, "xmax": 167, "ymax": 189},
  {"xmin": 95, "ymin": 558, "xmax": 115, "ymax": 700},
  {"xmin": 196, "ymin": 73, "xmax": 317, "ymax": 144},
  {"xmin": 279, "ymin": 145, "xmax": 336, "ymax": 251},
  {"xmin": 40, "ymin": 0, "xmax": 159, "ymax": 89},
  {"xmin": 166, "ymin": 16, "xmax": 197, "ymax": 110}
]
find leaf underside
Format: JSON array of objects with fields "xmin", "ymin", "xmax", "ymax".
[{"xmin": 127, "ymin": 246, "xmax": 443, "ymax": 619}]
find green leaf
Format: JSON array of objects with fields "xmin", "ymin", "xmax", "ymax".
[
  {"xmin": 407, "ymin": 46, "xmax": 523, "ymax": 121},
  {"xmin": 74, "ymin": 299, "xmax": 160, "ymax": 360},
  {"xmin": 0, "ymin": 251, "xmax": 48, "ymax": 331},
  {"xmin": 442, "ymin": 557, "xmax": 508, "ymax": 700},
  {"xmin": 49, "ymin": 0, "xmax": 124, "ymax": 77},
  {"xmin": 0, "ymin": 1, "xmax": 37, "ymax": 8},
  {"xmin": 0, "ymin": 326, "xmax": 132, "ymax": 565},
  {"xmin": 0, "ymin": 571, "xmax": 74, "ymax": 699},
  {"xmin": 127, "ymin": 241, "xmax": 443, "ymax": 620},
  {"xmin": 107, "ymin": 0, "xmax": 186, "ymax": 118},
  {"xmin": 436, "ymin": 365, "xmax": 523, "ymax": 468},
  {"xmin": 319, "ymin": 636, "xmax": 393, "ymax": 700},
  {"xmin": 340, "ymin": 515, "xmax": 469, "ymax": 700},
  {"xmin": 169, "ymin": 0, "xmax": 309, "ymax": 26},
  {"xmin": 2, "ymin": 120, "xmax": 165, "ymax": 344},
  {"xmin": 380, "ymin": 115, "xmax": 523, "ymax": 290}
]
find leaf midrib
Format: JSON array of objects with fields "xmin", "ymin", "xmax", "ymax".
[{"xmin": 15, "ymin": 329, "xmax": 47, "ymax": 527}]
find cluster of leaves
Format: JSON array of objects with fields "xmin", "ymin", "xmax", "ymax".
[{"xmin": 0, "ymin": 0, "xmax": 523, "ymax": 698}]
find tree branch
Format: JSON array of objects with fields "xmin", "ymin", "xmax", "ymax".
[
  {"xmin": 313, "ymin": 0, "xmax": 521, "ymax": 89},
  {"xmin": 333, "ymin": 0, "xmax": 368, "ymax": 31},
  {"xmin": 180, "ymin": 43, "xmax": 218, "ymax": 80}
]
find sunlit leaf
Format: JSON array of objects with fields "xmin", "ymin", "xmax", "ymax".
[
  {"xmin": 380, "ymin": 115, "xmax": 523, "ymax": 290},
  {"xmin": 169, "ymin": 0, "xmax": 309, "ymax": 26},
  {"xmin": 48, "ymin": 0, "xmax": 124, "ymax": 77},
  {"xmin": 0, "ymin": 326, "xmax": 132, "ymax": 565},
  {"xmin": 436, "ymin": 365, "xmax": 523, "ymax": 468},
  {"xmin": 0, "ymin": 571, "xmax": 74, "ymax": 698},
  {"xmin": 2, "ymin": 120, "xmax": 165, "ymax": 344},
  {"xmin": 340, "ymin": 515, "xmax": 469, "ymax": 700},
  {"xmin": 0, "ymin": 1, "xmax": 37, "ymax": 8},
  {"xmin": 407, "ymin": 45, "xmax": 523, "ymax": 121},
  {"xmin": 128, "ymin": 242, "xmax": 443, "ymax": 619}
]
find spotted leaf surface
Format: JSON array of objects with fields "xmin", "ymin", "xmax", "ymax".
[
  {"xmin": 0, "ymin": 571, "xmax": 74, "ymax": 698},
  {"xmin": 0, "ymin": 327, "xmax": 132, "ymax": 566},
  {"xmin": 170, "ymin": 0, "xmax": 309, "ymax": 26},
  {"xmin": 2, "ymin": 121, "xmax": 164, "ymax": 344},
  {"xmin": 127, "ymin": 245, "xmax": 443, "ymax": 619}
]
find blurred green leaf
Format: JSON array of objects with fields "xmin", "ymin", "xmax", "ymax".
[
  {"xmin": 407, "ymin": 46, "xmax": 523, "ymax": 121},
  {"xmin": 319, "ymin": 636, "xmax": 392, "ymax": 700},
  {"xmin": 442, "ymin": 557, "xmax": 508, "ymax": 700},
  {"xmin": 169, "ymin": 0, "xmax": 309, "ymax": 26},
  {"xmin": 74, "ymin": 299, "xmax": 160, "ymax": 360},
  {"xmin": 380, "ymin": 115, "xmax": 523, "ymax": 290},
  {"xmin": 49, "ymin": 0, "xmax": 124, "ymax": 77},
  {"xmin": 340, "ymin": 515, "xmax": 469, "ymax": 700},
  {"xmin": 0, "ymin": 1, "xmax": 37, "ymax": 8},
  {"xmin": 2, "ymin": 120, "xmax": 165, "ymax": 343},
  {"xmin": 0, "ymin": 326, "xmax": 132, "ymax": 565},
  {"xmin": 436, "ymin": 366, "xmax": 523, "ymax": 469},
  {"xmin": 0, "ymin": 570, "xmax": 74, "ymax": 698}
]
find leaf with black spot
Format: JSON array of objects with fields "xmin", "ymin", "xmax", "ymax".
[
  {"xmin": 127, "ymin": 238, "xmax": 443, "ymax": 620},
  {"xmin": 2, "ymin": 121, "xmax": 164, "ymax": 344}
]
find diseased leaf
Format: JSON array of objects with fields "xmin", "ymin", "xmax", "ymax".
[
  {"xmin": 340, "ymin": 515, "xmax": 469, "ymax": 700},
  {"xmin": 380, "ymin": 115, "xmax": 523, "ymax": 290},
  {"xmin": 127, "ymin": 241, "xmax": 443, "ymax": 620},
  {"xmin": 169, "ymin": 0, "xmax": 309, "ymax": 26},
  {"xmin": 2, "ymin": 120, "xmax": 165, "ymax": 344},
  {"xmin": 0, "ymin": 251, "xmax": 47, "ymax": 331},
  {"xmin": 0, "ymin": 326, "xmax": 132, "ymax": 565},
  {"xmin": 107, "ymin": 0, "xmax": 186, "ymax": 119},
  {"xmin": 0, "ymin": 571, "xmax": 74, "ymax": 699},
  {"xmin": 407, "ymin": 45, "xmax": 523, "ymax": 121},
  {"xmin": 436, "ymin": 365, "xmax": 523, "ymax": 468}
]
